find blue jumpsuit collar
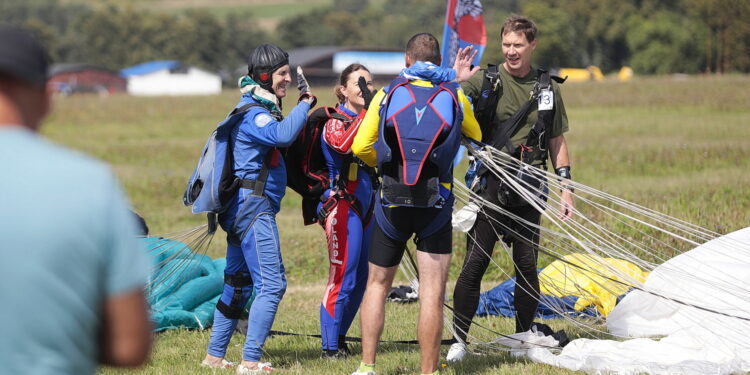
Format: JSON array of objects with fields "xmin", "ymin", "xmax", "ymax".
[
  {"xmin": 336, "ymin": 104, "xmax": 357, "ymax": 118},
  {"xmin": 401, "ymin": 61, "xmax": 457, "ymax": 84}
]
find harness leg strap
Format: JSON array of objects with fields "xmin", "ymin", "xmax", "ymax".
[{"xmin": 216, "ymin": 272, "xmax": 253, "ymax": 319}]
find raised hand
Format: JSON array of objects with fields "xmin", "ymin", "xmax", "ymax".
[
  {"xmin": 296, "ymin": 66, "xmax": 317, "ymax": 106},
  {"xmin": 357, "ymin": 76, "xmax": 374, "ymax": 110},
  {"xmin": 453, "ymin": 45, "xmax": 480, "ymax": 83},
  {"xmin": 297, "ymin": 66, "xmax": 311, "ymax": 94}
]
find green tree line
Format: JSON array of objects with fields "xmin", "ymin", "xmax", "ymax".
[
  {"xmin": 2, "ymin": 0, "xmax": 748, "ymax": 74},
  {"xmin": 0, "ymin": 0, "xmax": 267, "ymax": 74},
  {"xmin": 278, "ymin": 0, "xmax": 750, "ymax": 74}
]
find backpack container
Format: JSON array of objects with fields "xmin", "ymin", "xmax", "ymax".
[
  {"xmin": 374, "ymin": 77, "xmax": 463, "ymax": 208},
  {"xmin": 183, "ymin": 103, "xmax": 258, "ymax": 232},
  {"xmin": 282, "ymin": 106, "xmax": 347, "ymax": 225}
]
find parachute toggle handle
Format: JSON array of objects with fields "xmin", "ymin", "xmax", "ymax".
[{"xmin": 207, "ymin": 212, "xmax": 218, "ymax": 234}]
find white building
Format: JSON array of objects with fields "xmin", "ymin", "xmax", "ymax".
[
  {"xmin": 121, "ymin": 60, "xmax": 222, "ymax": 96},
  {"xmin": 279, "ymin": 47, "xmax": 405, "ymax": 85}
]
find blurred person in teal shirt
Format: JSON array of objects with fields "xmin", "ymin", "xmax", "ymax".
[{"xmin": 0, "ymin": 24, "xmax": 152, "ymax": 374}]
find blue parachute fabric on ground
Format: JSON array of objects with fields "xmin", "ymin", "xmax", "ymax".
[
  {"xmin": 140, "ymin": 237, "xmax": 228, "ymax": 331},
  {"xmin": 152, "ymin": 295, "xmax": 221, "ymax": 332},
  {"xmin": 475, "ymin": 270, "xmax": 598, "ymax": 319},
  {"xmin": 152, "ymin": 270, "xmax": 223, "ymax": 312},
  {"xmin": 149, "ymin": 257, "xmax": 213, "ymax": 305},
  {"xmin": 213, "ymin": 257, "xmax": 227, "ymax": 274},
  {"xmin": 143, "ymin": 236, "xmax": 181, "ymax": 265}
]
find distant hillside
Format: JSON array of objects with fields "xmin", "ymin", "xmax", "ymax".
[{"xmin": 60, "ymin": 0, "xmax": 334, "ymax": 31}]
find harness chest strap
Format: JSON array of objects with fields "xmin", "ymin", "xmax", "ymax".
[
  {"xmin": 318, "ymin": 160, "xmax": 376, "ymax": 226},
  {"xmin": 477, "ymin": 69, "xmax": 566, "ymax": 169},
  {"xmin": 519, "ymin": 70, "xmax": 566, "ymax": 164},
  {"xmin": 227, "ymin": 103, "xmax": 283, "ymax": 198},
  {"xmin": 475, "ymin": 64, "xmax": 502, "ymax": 142},
  {"xmin": 237, "ymin": 148, "xmax": 275, "ymax": 197},
  {"xmin": 474, "ymin": 84, "xmax": 539, "ymax": 179}
]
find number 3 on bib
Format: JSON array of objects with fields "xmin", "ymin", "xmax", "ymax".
[{"xmin": 538, "ymin": 89, "xmax": 553, "ymax": 111}]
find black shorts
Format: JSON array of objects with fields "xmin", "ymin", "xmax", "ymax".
[{"xmin": 368, "ymin": 206, "xmax": 453, "ymax": 268}]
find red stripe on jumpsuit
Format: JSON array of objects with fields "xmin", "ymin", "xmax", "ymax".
[{"xmin": 322, "ymin": 179, "xmax": 359, "ymax": 315}]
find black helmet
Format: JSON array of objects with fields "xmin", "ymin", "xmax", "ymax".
[{"xmin": 247, "ymin": 44, "xmax": 289, "ymax": 92}]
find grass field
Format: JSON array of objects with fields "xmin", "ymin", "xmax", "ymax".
[{"xmin": 41, "ymin": 74, "xmax": 750, "ymax": 374}]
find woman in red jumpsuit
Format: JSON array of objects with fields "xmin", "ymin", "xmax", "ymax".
[{"xmin": 314, "ymin": 64, "xmax": 375, "ymax": 357}]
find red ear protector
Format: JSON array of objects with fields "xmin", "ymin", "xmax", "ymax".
[
  {"xmin": 248, "ymin": 62, "xmax": 287, "ymax": 92},
  {"xmin": 248, "ymin": 64, "xmax": 272, "ymax": 84}
]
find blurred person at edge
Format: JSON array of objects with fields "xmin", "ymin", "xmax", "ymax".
[{"xmin": 0, "ymin": 24, "xmax": 152, "ymax": 375}]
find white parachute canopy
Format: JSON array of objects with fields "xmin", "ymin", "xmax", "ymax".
[{"xmin": 527, "ymin": 227, "xmax": 750, "ymax": 375}]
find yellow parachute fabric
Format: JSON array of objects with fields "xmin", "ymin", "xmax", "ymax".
[{"xmin": 539, "ymin": 253, "xmax": 648, "ymax": 316}]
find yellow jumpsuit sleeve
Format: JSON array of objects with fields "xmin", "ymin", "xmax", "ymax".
[
  {"xmin": 458, "ymin": 88, "xmax": 482, "ymax": 142},
  {"xmin": 351, "ymin": 89, "xmax": 386, "ymax": 167}
]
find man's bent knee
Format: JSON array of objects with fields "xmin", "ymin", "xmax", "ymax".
[{"xmin": 366, "ymin": 262, "xmax": 396, "ymax": 286}]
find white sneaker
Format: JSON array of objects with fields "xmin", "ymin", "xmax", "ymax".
[
  {"xmin": 351, "ymin": 371, "xmax": 376, "ymax": 375},
  {"xmin": 200, "ymin": 358, "xmax": 235, "ymax": 369},
  {"xmin": 446, "ymin": 342, "xmax": 467, "ymax": 362},
  {"xmin": 236, "ymin": 362, "xmax": 273, "ymax": 374}
]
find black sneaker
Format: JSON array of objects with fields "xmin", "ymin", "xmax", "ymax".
[
  {"xmin": 322, "ymin": 349, "xmax": 349, "ymax": 359},
  {"xmin": 338, "ymin": 335, "xmax": 352, "ymax": 355}
]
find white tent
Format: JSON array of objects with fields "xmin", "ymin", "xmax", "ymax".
[{"xmin": 121, "ymin": 61, "xmax": 222, "ymax": 96}]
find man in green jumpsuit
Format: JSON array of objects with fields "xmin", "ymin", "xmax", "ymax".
[{"xmin": 447, "ymin": 14, "xmax": 575, "ymax": 362}]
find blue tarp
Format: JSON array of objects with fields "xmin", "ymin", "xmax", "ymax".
[
  {"xmin": 475, "ymin": 270, "xmax": 599, "ymax": 319},
  {"xmin": 141, "ymin": 237, "xmax": 252, "ymax": 332}
]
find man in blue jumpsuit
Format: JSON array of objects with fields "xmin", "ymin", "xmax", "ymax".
[{"xmin": 202, "ymin": 44, "xmax": 316, "ymax": 375}]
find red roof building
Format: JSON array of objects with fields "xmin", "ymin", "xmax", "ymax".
[{"xmin": 49, "ymin": 64, "xmax": 127, "ymax": 95}]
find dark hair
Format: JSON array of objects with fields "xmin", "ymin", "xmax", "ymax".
[
  {"xmin": 405, "ymin": 33, "xmax": 441, "ymax": 65},
  {"xmin": 335, "ymin": 63, "xmax": 370, "ymax": 104},
  {"xmin": 130, "ymin": 210, "xmax": 149, "ymax": 236},
  {"xmin": 0, "ymin": 24, "xmax": 49, "ymax": 88},
  {"xmin": 500, "ymin": 15, "xmax": 537, "ymax": 42}
]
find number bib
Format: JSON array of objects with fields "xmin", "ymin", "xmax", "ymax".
[{"xmin": 538, "ymin": 89, "xmax": 554, "ymax": 111}]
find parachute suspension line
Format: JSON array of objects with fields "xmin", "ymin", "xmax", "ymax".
[
  {"xmin": 147, "ymin": 226, "xmax": 212, "ymax": 289},
  {"xmin": 396, "ymin": 245, "xmax": 565, "ymax": 352},
  {"xmin": 449, "ymin": 201, "xmax": 618, "ymax": 343},
  {"xmin": 451, "ymin": 190, "xmax": 583, "ymax": 341},
  {"xmin": 468, "ymin": 148, "xmax": 726, "ymax": 281},
  {"xmin": 533, "ymin": 167, "xmax": 750, "ymax": 301},
  {"xmin": 148, "ymin": 225, "xmax": 210, "ymax": 270},
  {"xmin": 458, "ymin": 180, "xmax": 750, "ymax": 340},
  {"xmin": 449, "ymin": 143, "xmax": 750, "ymax": 351},
  {"xmin": 477, "ymin": 145, "xmax": 716, "ymax": 243},
  {"xmin": 143, "ymin": 224, "xmax": 216, "ymax": 312}
]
